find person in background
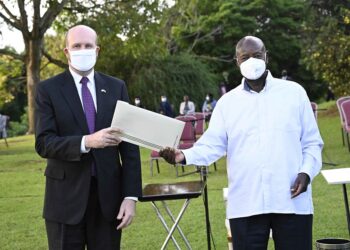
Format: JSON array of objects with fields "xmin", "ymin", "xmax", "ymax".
[
  {"xmin": 202, "ymin": 93, "xmax": 217, "ymax": 121},
  {"xmin": 202, "ymin": 93, "xmax": 217, "ymax": 113},
  {"xmin": 326, "ymin": 85, "xmax": 335, "ymax": 101},
  {"xmin": 281, "ymin": 69, "xmax": 292, "ymax": 80},
  {"xmin": 35, "ymin": 25, "xmax": 142, "ymax": 250},
  {"xmin": 0, "ymin": 114, "xmax": 9, "ymax": 139},
  {"xmin": 134, "ymin": 96, "xmax": 145, "ymax": 108},
  {"xmin": 219, "ymin": 82, "xmax": 228, "ymax": 97},
  {"xmin": 159, "ymin": 95, "xmax": 174, "ymax": 117},
  {"xmin": 179, "ymin": 95, "xmax": 195, "ymax": 115},
  {"xmin": 159, "ymin": 35, "xmax": 323, "ymax": 250}
]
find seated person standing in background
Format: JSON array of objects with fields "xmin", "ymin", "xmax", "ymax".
[
  {"xmin": 281, "ymin": 69, "xmax": 292, "ymax": 80},
  {"xmin": 202, "ymin": 93, "xmax": 217, "ymax": 121},
  {"xmin": 0, "ymin": 114, "xmax": 9, "ymax": 139},
  {"xmin": 134, "ymin": 96, "xmax": 145, "ymax": 108},
  {"xmin": 159, "ymin": 95, "xmax": 175, "ymax": 117},
  {"xmin": 179, "ymin": 95, "xmax": 195, "ymax": 115}
]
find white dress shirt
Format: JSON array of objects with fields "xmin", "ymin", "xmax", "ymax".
[
  {"xmin": 70, "ymin": 68, "xmax": 97, "ymax": 110},
  {"xmin": 179, "ymin": 101, "xmax": 195, "ymax": 115},
  {"xmin": 70, "ymin": 68, "xmax": 137, "ymax": 201},
  {"xmin": 183, "ymin": 72, "xmax": 323, "ymax": 219}
]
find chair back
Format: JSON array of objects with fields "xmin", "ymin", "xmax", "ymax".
[
  {"xmin": 341, "ymin": 100, "xmax": 350, "ymax": 130},
  {"xmin": 175, "ymin": 115, "xmax": 196, "ymax": 143},
  {"xmin": 310, "ymin": 102, "xmax": 318, "ymax": 120},
  {"xmin": 193, "ymin": 112, "xmax": 205, "ymax": 136},
  {"xmin": 336, "ymin": 96, "xmax": 350, "ymax": 126}
]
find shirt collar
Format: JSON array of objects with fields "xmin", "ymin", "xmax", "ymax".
[
  {"xmin": 69, "ymin": 67, "xmax": 95, "ymax": 84},
  {"xmin": 241, "ymin": 70, "xmax": 273, "ymax": 93}
]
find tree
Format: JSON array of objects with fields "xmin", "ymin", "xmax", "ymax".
[
  {"xmin": 167, "ymin": 0, "xmax": 321, "ymax": 98},
  {"xmin": 54, "ymin": 0, "xmax": 177, "ymax": 103},
  {"xmin": 0, "ymin": 0, "xmax": 173, "ymax": 134},
  {"xmin": 302, "ymin": 0, "xmax": 350, "ymax": 97},
  {"xmin": 129, "ymin": 54, "xmax": 218, "ymax": 112},
  {"xmin": 0, "ymin": 0, "xmax": 69, "ymax": 133},
  {"xmin": 0, "ymin": 52, "xmax": 26, "ymax": 122}
]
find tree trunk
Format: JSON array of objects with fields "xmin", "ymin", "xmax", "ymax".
[{"xmin": 26, "ymin": 38, "xmax": 42, "ymax": 134}]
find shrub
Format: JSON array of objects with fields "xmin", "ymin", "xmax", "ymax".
[
  {"xmin": 7, "ymin": 107, "xmax": 28, "ymax": 137},
  {"xmin": 129, "ymin": 54, "xmax": 219, "ymax": 113}
]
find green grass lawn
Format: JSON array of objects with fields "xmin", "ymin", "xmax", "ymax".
[{"xmin": 0, "ymin": 101, "xmax": 350, "ymax": 249}]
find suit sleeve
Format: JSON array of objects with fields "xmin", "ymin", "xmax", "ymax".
[
  {"xmin": 35, "ymin": 82, "xmax": 82, "ymax": 161},
  {"xmin": 117, "ymin": 82, "xmax": 142, "ymax": 197}
]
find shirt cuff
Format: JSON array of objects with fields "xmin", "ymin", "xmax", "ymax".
[
  {"xmin": 124, "ymin": 197, "xmax": 138, "ymax": 202},
  {"xmin": 300, "ymin": 152, "xmax": 320, "ymax": 181},
  {"xmin": 80, "ymin": 136, "xmax": 91, "ymax": 153}
]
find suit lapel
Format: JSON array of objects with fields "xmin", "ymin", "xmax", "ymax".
[
  {"xmin": 60, "ymin": 71, "xmax": 89, "ymax": 134},
  {"xmin": 94, "ymin": 72, "xmax": 109, "ymax": 131}
]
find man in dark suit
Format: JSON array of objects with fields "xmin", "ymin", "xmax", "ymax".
[
  {"xmin": 35, "ymin": 25, "xmax": 142, "ymax": 250},
  {"xmin": 159, "ymin": 95, "xmax": 175, "ymax": 117}
]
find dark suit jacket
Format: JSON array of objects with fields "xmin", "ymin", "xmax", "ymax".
[
  {"xmin": 159, "ymin": 101, "xmax": 174, "ymax": 118},
  {"xmin": 35, "ymin": 70, "xmax": 142, "ymax": 225}
]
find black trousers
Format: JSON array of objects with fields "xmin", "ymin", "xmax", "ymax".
[
  {"xmin": 45, "ymin": 178, "xmax": 121, "ymax": 250},
  {"xmin": 229, "ymin": 213, "xmax": 313, "ymax": 250}
]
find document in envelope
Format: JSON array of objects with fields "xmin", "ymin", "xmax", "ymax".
[{"xmin": 111, "ymin": 101, "xmax": 185, "ymax": 151}]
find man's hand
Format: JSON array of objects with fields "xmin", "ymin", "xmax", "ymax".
[
  {"xmin": 159, "ymin": 147, "xmax": 185, "ymax": 164},
  {"xmin": 291, "ymin": 173, "xmax": 310, "ymax": 198},
  {"xmin": 85, "ymin": 127, "xmax": 122, "ymax": 149},
  {"xmin": 116, "ymin": 199, "xmax": 136, "ymax": 230}
]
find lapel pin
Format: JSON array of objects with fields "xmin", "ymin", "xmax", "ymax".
[{"xmin": 101, "ymin": 89, "xmax": 107, "ymax": 93}]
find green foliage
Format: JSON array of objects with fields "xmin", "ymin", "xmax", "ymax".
[
  {"xmin": 1, "ymin": 108, "xmax": 350, "ymax": 249},
  {"xmin": 53, "ymin": 0, "xmax": 168, "ymax": 82},
  {"xmin": 4, "ymin": 0, "xmax": 350, "ymax": 125},
  {"xmin": 41, "ymin": 34, "xmax": 67, "ymax": 80},
  {"xmin": 169, "ymin": 0, "xmax": 323, "ymax": 99},
  {"xmin": 129, "ymin": 54, "xmax": 219, "ymax": 113},
  {"xmin": 0, "ymin": 53, "xmax": 26, "ymax": 121},
  {"xmin": 7, "ymin": 107, "xmax": 28, "ymax": 137},
  {"xmin": 302, "ymin": 1, "xmax": 350, "ymax": 97}
]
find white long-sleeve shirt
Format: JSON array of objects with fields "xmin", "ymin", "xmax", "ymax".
[
  {"xmin": 179, "ymin": 101, "xmax": 195, "ymax": 115},
  {"xmin": 183, "ymin": 72, "xmax": 323, "ymax": 219}
]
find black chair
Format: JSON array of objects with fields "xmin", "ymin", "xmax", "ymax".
[{"xmin": 139, "ymin": 180, "xmax": 204, "ymax": 249}]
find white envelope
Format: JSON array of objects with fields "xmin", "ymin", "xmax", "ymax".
[{"xmin": 111, "ymin": 101, "xmax": 185, "ymax": 151}]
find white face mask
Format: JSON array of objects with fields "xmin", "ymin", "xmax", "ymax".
[
  {"xmin": 69, "ymin": 49, "xmax": 97, "ymax": 72},
  {"xmin": 240, "ymin": 57, "xmax": 266, "ymax": 80},
  {"xmin": 206, "ymin": 96, "xmax": 210, "ymax": 101},
  {"xmin": 135, "ymin": 99, "xmax": 140, "ymax": 105},
  {"xmin": 161, "ymin": 97, "xmax": 167, "ymax": 102}
]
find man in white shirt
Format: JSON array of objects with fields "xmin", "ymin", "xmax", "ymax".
[
  {"xmin": 179, "ymin": 95, "xmax": 195, "ymax": 115},
  {"xmin": 160, "ymin": 36, "xmax": 323, "ymax": 250}
]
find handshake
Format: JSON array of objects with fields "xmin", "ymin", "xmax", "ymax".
[{"xmin": 159, "ymin": 147, "xmax": 185, "ymax": 165}]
